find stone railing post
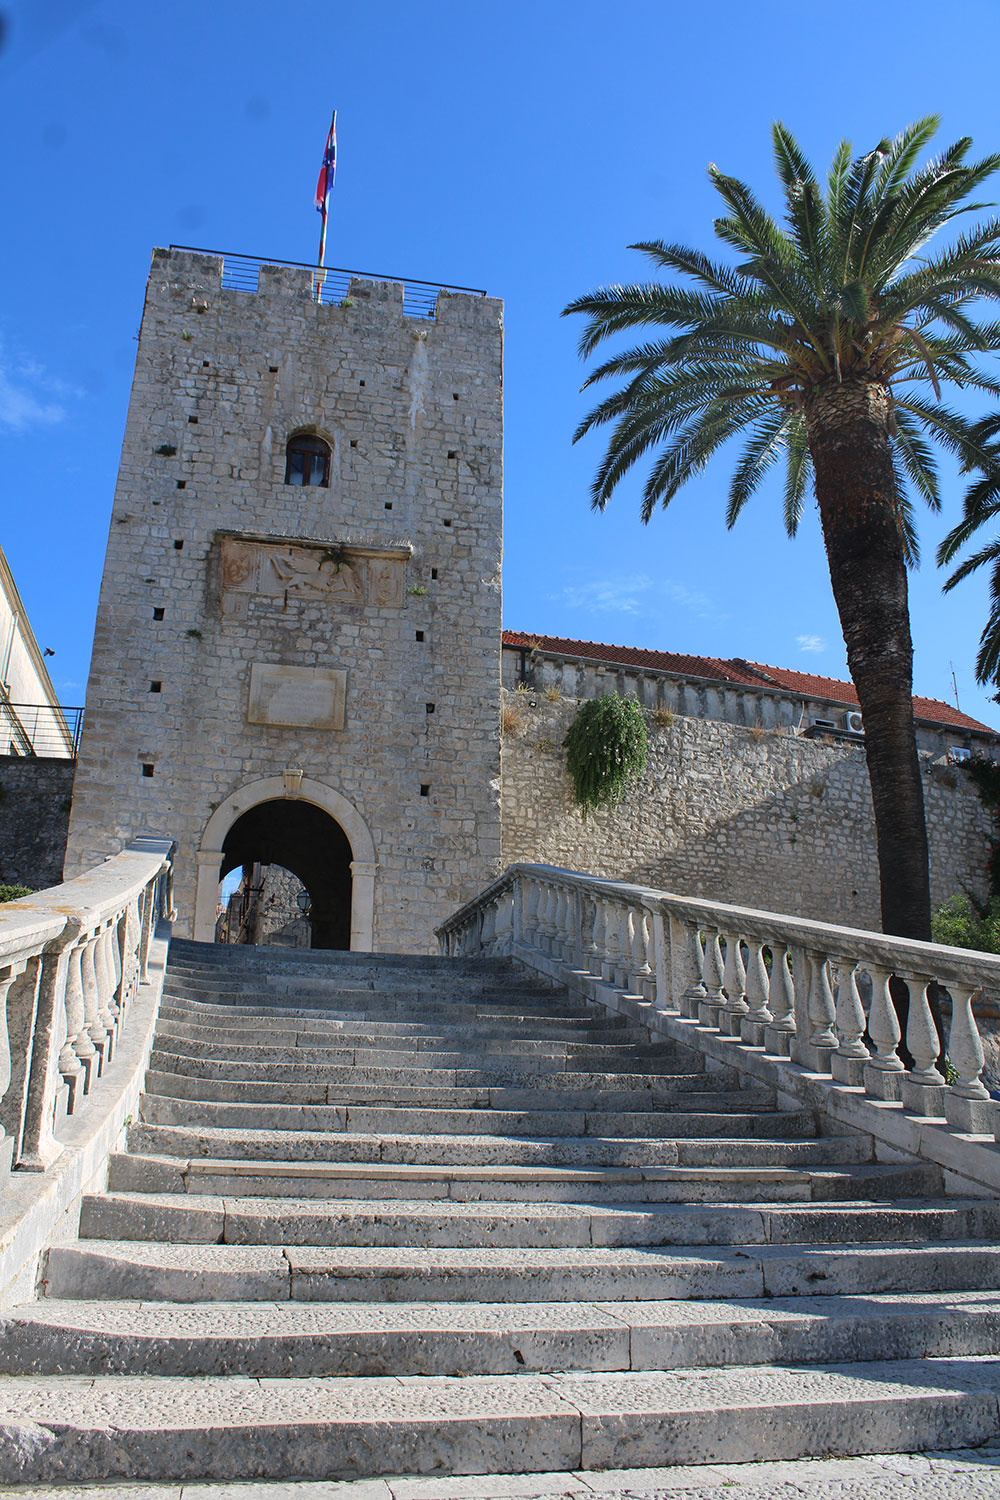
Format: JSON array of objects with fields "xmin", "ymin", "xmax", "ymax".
[
  {"xmin": 831, "ymin": 964, "xmax": 868, "ymax": 1085},
  {"xmin": 698, "ymin": 928, "xmax": 725, "ymax": 1028},
  {"xmin": 763, "ymin": 943, "xmax": 796, "ymax": 1055},
  {"xmin": 863, "ymin": 964, "xmax": 905, "ymax": 1100},
  {"xmin": 740, "ymin": 938, "xmax": 772, "ymax": 1044},
  {"xmin": 944, "ymin": 983, "xmax": 994, "ymax": 1132},
  {"xmin": 901, "ymin": 974, "xmax": 946, "ymax": 1117},
  {"xmin": 720, "ymin": 930, "xmax": 748, "ymax": 1036}
]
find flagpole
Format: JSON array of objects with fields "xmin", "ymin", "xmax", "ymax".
[{"xmin": 317, "ymin": 109, "xmax": 336, "ymax": 269}]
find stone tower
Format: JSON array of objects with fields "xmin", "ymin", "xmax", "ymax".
[{"xmin": 65, "ymin": 248, "xmax": 504, "ymax": 952}]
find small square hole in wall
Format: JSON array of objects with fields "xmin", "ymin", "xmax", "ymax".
[
  {"xmin": 415, "ymin": 630, "xmax": 425, "ymax": 642},
  {"xmin": 431, "ymin": 569, "xmax": 438, "ymax": 580},
  {"xmin": 425, "ymin": 703, "xmax": 435, "ymax": 714},
  {"xmin": 150, "ymin": 680, "xmax": 162, "ymax": 693},
  {"xmin": 176, "ymin": 480, "xmax": 186, "ymax": 489},
  {"xmin": 142, "ymin": 764, "xmax": 154, "ymax": 778},
  {"xmin": 384, "ymin": 502, "xmax": 392, "ymax": 511},
  {"xmin": 152, "ymin": 607, "xmax": 165, "ymax": 621},
  {"xmin": 420, "ymin": 784, "xmax": 430, "ymax": 797},
  {"xmin": 448, "ymin": 451, "xmax": 456, "ymax": 460},
  {"xmin": 202, "ymin": 361, "xmax": 210, "ymax": 368},
  {"xmin": 173, "ymin": 540, "xmax": 184, "ymax": 550},
  {"xmin": 453, "ymin": 393, "xmax": 459, "ymax": 401},
  {"xmin": 359, "ymin": 379, "xmax": 366, "ymax": 387},
  {"xmin": 350, "ymin": 439, "xmax": 358, "ymax": 448},
  {"xmin": 269, "ymin": 365, "xmax": 278, "ymax": 373},
  {"xmin": 188, "ymin": 415, "xmax": 198, "ymax": 424},
  {"xmin": 443, "ymin": 519, "xmax": 452, "ymax": 528}
]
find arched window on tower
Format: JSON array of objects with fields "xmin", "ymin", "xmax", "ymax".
[{"xmin": 285, "ymin": 433, "xmax": 331, "ymax": 487}]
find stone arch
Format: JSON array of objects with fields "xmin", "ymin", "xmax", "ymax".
[{"xmin": 193, "ymin": 776, "xmax": 376, "ymax": 949}]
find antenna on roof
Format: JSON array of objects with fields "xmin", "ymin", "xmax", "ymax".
[{"xmin": 949, "ymin": 662, "xmax": 960, "ymax": 711}]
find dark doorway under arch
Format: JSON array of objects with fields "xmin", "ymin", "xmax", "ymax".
[{"xmin": 220, "ymin": 799, "xmax": 353, "ymax": 950}]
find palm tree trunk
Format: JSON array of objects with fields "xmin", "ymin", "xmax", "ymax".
[{"xmin": 805, "ymin": 380, "xmax": 932, "ymax": 944}]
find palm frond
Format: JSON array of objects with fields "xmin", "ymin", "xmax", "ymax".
[
  {"xmin": 726, "ymin": 410, "xmax": 794, "ymax": 525},
  {"xmin": 783, "ymin": 420, "xmax": 811, "ymax": 535}
]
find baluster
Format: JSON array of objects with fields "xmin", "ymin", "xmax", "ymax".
[
  {"xmin": 802, "ymin": 950, "xmax": 837, "ymax": 1072},
  {"xmin": 944, "ymin": 983, "xmax": 996, "ymax": 1133},
  {"xmin": 637, "ymin": 909, "xmax": 656, "ymax": 1003},
  {"xmin": 831, "ymin": 962, "xmax": 869, "ymax": 1085},
  {"xmin": 589, "ymin": 897, "xmax": 607, "ymax": 978},
  {"xmin": 580, "ymin": 894, "xmax": 599, "ymax": 974},
  {"xmin": 720, "ymin": 930, "xmax": 748, "ymax": 1036},
  {"xmin": 481, "ymin": 901, "xmax": 497, "ymax": 952},
  {"xmin": 92, "ymin": 924, "xmax": 117, "ymax": 1063},
  {"xmin": 64, "ymin": 937, "xmax": 98, "ymax": 1098},
  {"xmin": 863, "ymin": 964, "xmax": 905, "ymax": 1100},
  {"xmin": 602, "ymin": 903, "xmax": 624, "ymax": 988},
  {"xmin": 698, "ymin": 928, "xmax": 725, "ymax": 1028},
  {"xmin": 494, "ymin": 890, "xmax": 512, "ymax": 953},
  {"xmin": 0, "ymin": 966, "xmax": 19, "ymax": 1175},
  {"xmin": 107, "ymin": 916, "xmax": 125, "ymax": 1034},
  {"xmin": 672, "ymin": 918, "xmax": 705, "ymax": 1018},
  {"xmin": 898, "ymin": 972, "xmax": 946, "ymax": 1116},
  {"xmin": 605, "ymin": 894, "xmax": 629, "ymax": 990},
  {"xmin": 523, "ymin": 879, "xmax": 542, "ymax": 949},
  {"xmin": 553, "ymin": 887, "xmax": 570, "ymax": 962},
  {"xmin": 740, "ymin": 937, "xmax": 772, "ymax": 1043},
  {"xmin": 763, "ymin": 942, "xmax": 796, "ymax": 1056}
]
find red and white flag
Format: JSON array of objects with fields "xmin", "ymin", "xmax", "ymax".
[{"xmin": 315, "ymin": 114, "xmax": 337, "ymax": 216}]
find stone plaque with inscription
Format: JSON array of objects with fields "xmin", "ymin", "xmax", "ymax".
[{"xmin": 247, "ymin": 663, "xmax": 347, "ymax": 731}]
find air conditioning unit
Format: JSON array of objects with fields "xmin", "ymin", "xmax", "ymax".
[
  {"xmin": 844, "ymin": 711, "xmax": 864, "ymax": 734},
  {"xmin": 811, "ymin": 718, "xmax": 837, "ymax": 732}
]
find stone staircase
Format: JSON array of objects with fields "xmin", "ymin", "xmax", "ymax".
[{"xmin": 0, "ymin": 939, "xmax": 999, "ymax": 1485}]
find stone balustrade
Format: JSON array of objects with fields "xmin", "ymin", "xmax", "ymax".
[
  {"xmin": 438, "ymin": 863, "xmax": 1000, "ymax": 1145},
  {"xmin": 0, "ymin": 838, "xmax": 173, "ymax": 1176}
]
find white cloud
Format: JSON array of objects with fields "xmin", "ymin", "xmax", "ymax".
[
  {"xmin": 797, "ymin": 634, "xmax": 826, "ymax": 653},
  {"xmin": 0, "ymin": 345, "xmax": 73, "ymax": 432},
  {"xmin": 557, "ymin": 574, "xmax": 720, "ymax": 623}
]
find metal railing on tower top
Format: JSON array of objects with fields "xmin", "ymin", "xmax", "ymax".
[{"xmin": 169, "ymin": 247, "xmax": 487, "ymax": 320}]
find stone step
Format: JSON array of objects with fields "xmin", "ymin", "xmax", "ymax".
[
  {"xmin": 164, "ymin": 980, "xmax": 567, "ymax": 1008},
  {"xmin": 149, "ymin": 1036, "xmax": 705, "ymax": 1074},
  {"xmin": 0, "ymin": 1358, "xmax": 997, "ymax": 1483},
  {"xmin": 127, "ymin": 1123, "xmax": 858, "ymax": 1169},
  {"xmin": 161, "ymin": 990, "xmax": 603, "ymax": 1021},
  {"xmin": 139, "ymin": 1094, "xmax": 805, "ymax": 1138},
  {"xmin": 77, "ymin": 1191, "xmax": 994, "ymax": 1250},
  {"xmin": 157, "ymin": 1011, "xmax": 651, "ymax": 1045},
  {"xmin": 107, "ymin": 1153, "xmax": 936, "ymax": 1204},
  {"xmin": 4, "ymin": 1290, "xmax": 998, "ymax": 1379},
  {"xmin": 147, "ymin": 1052, "xmax": 726, "ymax": 1093},
  {"xmin": 43, "ymin": 1238, "xmax": 1000, "ymax": 1304},
  {"xmin": 143, "ymin": 1069, "xmax": 769, "ymax": 1110}
]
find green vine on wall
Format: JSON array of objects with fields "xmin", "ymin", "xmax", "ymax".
[{"xmin": 563, "ymin": 693, "xmax": 648, "ymax": 817}]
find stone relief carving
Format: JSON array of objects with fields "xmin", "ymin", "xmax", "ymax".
[{"xmin": 218, "ymin": 536, "xmax": 406, "ymax": 612}]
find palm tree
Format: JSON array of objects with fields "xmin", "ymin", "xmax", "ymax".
[{"xmin": 564, "ymin": 119, "xmax": 1000, "ymax": 942}]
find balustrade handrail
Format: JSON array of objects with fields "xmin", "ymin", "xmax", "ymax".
[
  {"xmin": 438, "ymin": 862, "xmax": 1000, "ymax": 990},
  {"xmin": 438, "ymin": 862, "xmax": 1000, "ymax": 1148},
  {"xmin": 0, "ymin": 838, "xmax": 174, "ymax": 1175}
]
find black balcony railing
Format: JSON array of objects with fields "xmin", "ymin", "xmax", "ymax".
[
  {"xmin": 169, "ymin": 247, "xmax": 486, "ymax": 321},
  {"xmin": 0, "ymin": 701, "xmax": 83, "ymax": 759}
]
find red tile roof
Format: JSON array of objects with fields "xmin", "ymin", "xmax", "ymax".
[{"xmin": 501, "ymin": 631, "xmax": 995, "ymax": 736}]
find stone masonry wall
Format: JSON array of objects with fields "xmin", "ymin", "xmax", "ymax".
[
  {"xmin": 65, "ymin": 249, "xmax": 503, "ymax": 953},
  {"xmin": 500, "ymin": 693, "xmax": 992, "ymax": 931},
  {"xmin": 0, "ymin": 758, "xmax": 75, "ymax": 890}
]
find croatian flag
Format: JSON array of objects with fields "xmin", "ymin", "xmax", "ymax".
[{"xmin": 315, "ymin": 115, "xmax": 337, "ymax": 216}]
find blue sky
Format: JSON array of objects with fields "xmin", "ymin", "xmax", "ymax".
[{"xmin": 2, "ymin": 0, "xmax": 1000, "ymax": 727}]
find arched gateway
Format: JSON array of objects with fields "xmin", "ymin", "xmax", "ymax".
[{"xmin": 193, "ymin": 777, "xmax": 376, "ymax": 950}]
